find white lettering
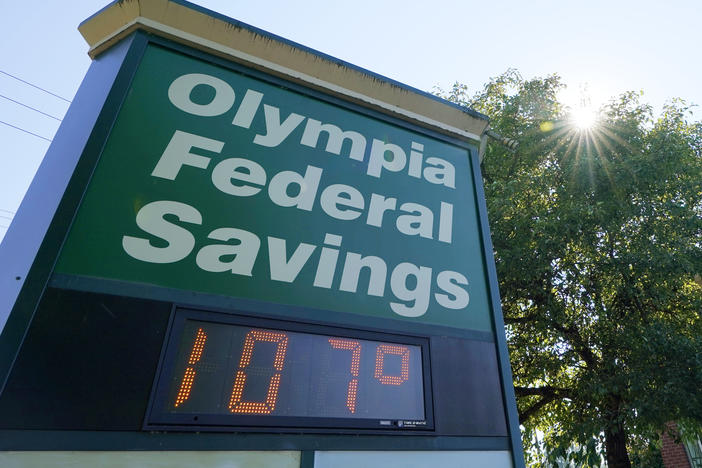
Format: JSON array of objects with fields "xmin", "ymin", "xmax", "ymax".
[
  {"xmin": 438, "ymin": 202, "xmax": 453, "ymax": 244},
  {"xmin": 300, "ymin": 119, "xmax": 366, "ymax": 161},
  {"xmin": 122, "ymin": 201, "xmax": 201, "ymax": 264},
  {"xmin": 424, "ymin": 157, "xmax": 456, "ymax": 188},
  {"xmin": 211, "ymin": 157, "xmax": 266, "ymax": 197},
  {"xmin": 339, "ymin": 253, "xmax": 387, "ymax": 296},
  {"xmin": 396, "ymin": 202, "xmax": 433, "ymax": 239},
  {"xmin": 313, "ymin": 233, "xmax": 343, "ymax": 289},
  {"xmin": 320, "ymin": 184, "xmax": 364, "ymax": 220},
  {"xmin": 168, "ymin": 73, "xmax": 235, "ymax": 117},
  {"xmin": 268, "ymin": 237, "xmax": 316, "ymax": 283},
  {"xmin": 196, "ymin": 228, "xmax": 260, "ymax": 275},
  {"xmin": 408, "ymin": 142, "xmax": 423, "ymax": 178},
  {"xmin": 232, "ymin": 89, "xmax": 263, "ymax": 128},
  {"xmin": 367, "ymin": 139, "xmax": 406, "ymax": 178},
  {"xmin": 268, "ymin": 165, "xmax": 322, "ymax": 211},
  {"xmin": 151, "ymin": 130, "xmax": 222, "ymax": 180},
  {"xmin": 366, "ymin": 194, "xmax": 397, "ymax": 228},
  {"xmin": 435, "ymin": 270, "xmax": 469, "ymax": 309},
  {"xmin": 253, "ymin": 104, "xmax": 305, "ymax": 147},
  {"xmin": 389, "ymin": 263, "xmax": 432, "ymax": 317}
]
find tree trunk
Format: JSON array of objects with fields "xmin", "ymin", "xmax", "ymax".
[{"xmin": 605, "ymin": 422, "xmax": 632, "ymax": 468}]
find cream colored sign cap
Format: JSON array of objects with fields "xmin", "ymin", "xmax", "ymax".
[{"xmin": 79, "ymin": 0, "xmax": 489, "ymax": 142}]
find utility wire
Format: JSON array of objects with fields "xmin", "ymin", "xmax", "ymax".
[
  {"xmin": 0, "ymin": 70, "xmax": 71, "ymax": 103},
  {"xmin": 0, "ymin": 214, "xmax": 13, "ymax": 221},
  {"xmin": 0, "ymin": 93, "xmax": 63, "ymax": 121},
  {"xmin": 0, "ymin": 119, "xmax": 52, "ymax": 142},
  {"xmin": 0, "ymin": 208, "xmax": 15, "ymax": 215}
]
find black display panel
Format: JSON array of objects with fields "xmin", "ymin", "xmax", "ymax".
[{"xmin": 147, "ymin": 309, "xmax": 433, "ymax": 430}]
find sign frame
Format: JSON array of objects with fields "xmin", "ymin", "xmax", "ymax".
[
  {"xmin": 144, "ymin": 306, "xmax": 435, "ymax": 432},
  {"xmin": 0, "ymin": 22, "xmax": 524, "ymax": 468}
]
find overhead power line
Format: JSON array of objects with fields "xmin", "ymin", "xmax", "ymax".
[
  {"xmin": 0, "ymin": 214, "xmax": 13, "ymax": 221},
  {"xmin": 0, "ymin": 93, "xmax": 63, "ymax": 121},
  {"xmin": 0, "ymin": 119, "xmax": 52, "ymax": 142},
  {"xmin": 0, "ymin": 69, "xmax": 71, "ymax": 103},
  {"xmin": 0, "ymin": 208, "xmax": 15, "ymax": 215}
]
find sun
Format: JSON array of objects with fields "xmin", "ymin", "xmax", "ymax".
[
  {"xmin": 558, "ymin": 81, "xmax": 607, "ymax": 131},
  {"xmin": 571, "ymin": 106, "xmax": 598, "ymax": 130}
]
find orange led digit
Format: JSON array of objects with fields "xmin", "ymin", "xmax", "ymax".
[
  {"xmin": 229, "ymin": 329, "xmax": 289, "ymax": 414},
  {"xmin": 329, "ymin": 338, "xmax": 361, "ymax": 413},
  {"xmin": 374, "ymin": 344, "xmax": 410, "ymax": 385},
  {"xmin": 173, "ymin": 327, "xmax": 207, "ymax": 407}
]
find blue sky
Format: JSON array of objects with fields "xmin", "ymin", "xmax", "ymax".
[{"xmin": 1, "ymin": 0, "xmax": 700, "ymax": 242}]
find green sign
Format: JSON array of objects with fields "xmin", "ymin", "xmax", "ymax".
[{"xmin": 55, "ymin": 45, "xmax": 491, "ymax": 332}]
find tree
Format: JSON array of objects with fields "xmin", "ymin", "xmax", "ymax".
[{"xmin": 438, "ymin": 71, "xmax": 702, "ymax": 467}]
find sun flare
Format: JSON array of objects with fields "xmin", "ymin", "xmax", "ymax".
[{"xmin": 572, "ymin": 106, "xmax": 597, "ymax": 130}]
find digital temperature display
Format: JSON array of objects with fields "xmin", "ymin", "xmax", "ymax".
[{"xmin": 147, "ymin": 310, "xmax": 431, "ymax": 429}]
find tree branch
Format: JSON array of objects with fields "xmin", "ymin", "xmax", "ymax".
[
  {"xmin": 510, "ymin": 288, "xmax": 600, "ymax": 369},
  {"xmin": 504, "ymin": 314, "xmax": 540, "ymax": 325},
  {"xmin": 519, "ymin": 395, "xmax": 558, "ymax": 424},
  {"xmin": 515, "ymin": 385, "xmax": 572, "ymax": 424},
  {"xmin": 514, "ymin": 385, "xmax": 571, "ymax": 397},
  {"xmin": 547, "ymin": 319, "xmax": 599, "ymax": 369}
]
